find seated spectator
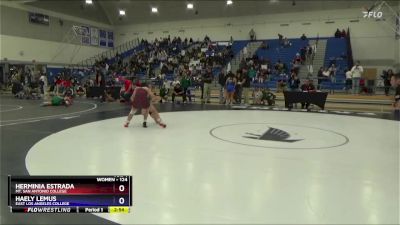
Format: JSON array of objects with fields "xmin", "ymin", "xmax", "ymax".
[
  {"xmin": 172, "ymin": 82, "xmax": 187, "ymax": 104},
  {"xmin": 260, "ymin": 41, "xmax": 269, "ymax": 49},
  {"xmin": 254, "ymin": 88, "xmax": 263, "ymax": 105},
  {"xmin": 300, "ymin": 33, "xmax": 307, "ymax": 40},
  {"xmin": 261, "ymin": 88, "xmax": 276, "ymax": 106},
  {"xmin": 248, "ymin": 66, "xmax": 257, "ymax": 82},
  {"xmin": 300, "ymin": 79, "xmax": 316, "ymax": 109},
  {"xmin": 283, "ymin": 38, "xmax": 290, "ymax": 47},
  {"xmin": 288, "ymin": 73, "xmax": 300, "ymax": 91},
  {"xmin": 76, "ymin": 85, "xmax": 85, "ymax": 97},
  {"xmin": 334, "ymin": 28, "xmax": 341, "ymax": 38}
]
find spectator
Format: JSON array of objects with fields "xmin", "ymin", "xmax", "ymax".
[
  {"xmin": 334, "ymin": 29, "xmax": 341, "ymax": 38},
  {"xmin": 39, "ymin": 73, "xmax": 48, "ymax": 99},
  {"xmin": 202, "ymin": 68, "xmax": 213, "ymax": 104},
  {"xmin": 260, "ymin": 41, "xmax": 269, "ymax": 49},
  {"xmin": 288, "ymin": 73, "xmax": 300, "ymax": 91},
  {"xmin": 172, "ymin": 82, "xmax": 186, "ymax": 104},
  {"xmin": 390, "ymin": 73, "xmax": 400, "ymax": 120},
  {"xmin": 382, "ymin": 69, "xmax": 394, "ymax": 96},
  {"xmin": 242, "ymin": 46, "xmax": 248, "ymax": 60},
  {"xmin": 248, "ymin": 66, "xmax": 257, "ymax": 82},
  {"xmin": 317, "ymin": 67, "xmax": 325, "ymax": 89},
  {"xmin": 180, "ymin": 72, "xmax": 192, "ymax": 102},
  {"xmin": 240, "ymin": 69, "xmax": 251, "ymax": 105},
  {"xmin": 283, "ymin": 38, "xmax": 290, "ymax": 47},
  {"xmin": 218, "ymin": 70, "xmax": 227, "ymax": 104},
  {"xmin": 225, "ymin": 73, "xmax": 236, "ymax": 105},
  {"xmin": 249, "ymin": 28, "xmax": 256, "ymax": 41},
  {"xmin": 322, "ymin": 68, "xmax": 330, "ymax": 77},
  {"xmin": 278, "ymin": 33, "xmax": 283, "ymax": 45},
  {"xmin": 345, "ymin": 69, "xmax": 352, "ymax": 93},
  {"xmin": 329, "ymin": 64, "xmax": 337, "ymax": 82},
  {"xmin": 341, "ymin": 29, "xmax": 347, "ymax": 38},
  {"xmin": 300, "ymin": 33, "xmax": 307, "ymax": 40},
  {"xmin": 350, "ymin": 61, "xmax": 364, "ymax": 94},
  {"xmin": 300, "ymin": 79, "xmax": 316, "ymax": 109}
]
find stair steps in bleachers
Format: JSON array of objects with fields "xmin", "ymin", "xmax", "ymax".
[
  {"xmin": 228, "ymin": 41, "xmax": 262, "ymax": 73},
  {"xmin": 298, "ymin": 39, "xmax": 327, "ymax": 80}
]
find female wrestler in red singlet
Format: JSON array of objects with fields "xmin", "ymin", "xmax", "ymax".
[{"xmin": 124, "ymin": 83, "xmax": 151, "ymax": 128}]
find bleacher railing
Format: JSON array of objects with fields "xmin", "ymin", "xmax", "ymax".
[
  {"xmin": 78, "ymin": 38, "xmax": 140, "ymax": 67},
  {"xmin": 346, "ymin": 27, "xmax": 354, "ymax": 69}
]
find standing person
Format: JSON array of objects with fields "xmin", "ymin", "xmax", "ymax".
[
  {"xmin": 345, "ymin": 69, "xmax": 352, "ymax": 94},
  {"xmin": 121, "ymin": 77, "xmax": 133, "ymax": 102},
  {"xmin": 218, "ymin": 70, "xmax": 227, "ymax": 104},
  {"xmin": 124, "ymin": 83, "xmax": 152, "ymax": 128},
  {"xmin": 180, "ymin": 72, "xmax": 192, "ymax": 102},
  {"xmin": 146, "ymin": 85, "xmax": 167, "ymax": 128},
  {"xmin": 39, "ymin": 73, "xmax": 48, "ymax": 100},
  {"xmin": 249, "ymin": 28, "xmax": 256, "ymax": 41},
  {"xmin": 383, "ymin": 69, "xmax": 394, "ymax": 96},
  {"xmin": 235, "ymin": 71, "xmax": 243, "ymax": 104},
  {"xmin": 350, "ymin": 61, "xmax": 364, "ymax": 95},
  {"xmin": 202, "ymin": 67, "xmax": 213, "ymax": 104},
  {"xmin": 390, "ymin": 74, "xmax": 400, "ymax": 120},
  {"xmin": 240, "ymin": 68, "xmax": 251, "ymax": 105},
  {"xmin": 242, "ymin": 46, "xmax": 248, "ymax": 60},
  {"xmin": 225, "ymin": 72, "xmax": 236, "ymax": 105}
]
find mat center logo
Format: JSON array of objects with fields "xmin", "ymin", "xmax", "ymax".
[
  {"xmin": 210, "ymin": 123, "xmax": 348, "ymax": 149},
  {"xmin": 243, "ymin": 127, "xmax": 302, "ymax": 143}
]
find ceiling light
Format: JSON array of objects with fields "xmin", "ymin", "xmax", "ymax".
[
  {"xmin": 85, "ymin": 0, "xmax": 93, "ymax": 4},
  {"xmin": 226, "ymin": 0, "xmax": 233, "ymax": 5},
  {"xmin": 119, "ymin": 10, "xmax": 126, "ymax": 16},
  {"xmin": 151, "ymin": 7, "xmax": 158, "ymax": 13},
  {"xmin": 187, "ymin": 3, "xmax": 194, "ymax": 9}
]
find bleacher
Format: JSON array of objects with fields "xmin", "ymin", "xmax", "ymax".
[
  {"xmin": 254, "ymin": 38, "xmax": 309, "ymax": 90},
  {"xmin": 320, "ymin": 37, "xmax": 349, "ymax": 91},
  {"xmin": 231, "ymin": 40, "xmax": 249, "ymax": 55}
]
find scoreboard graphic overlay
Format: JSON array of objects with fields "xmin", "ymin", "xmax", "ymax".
[{"xmin": 8, "ymin": 176, "xmax": 132, "ymax": 213}]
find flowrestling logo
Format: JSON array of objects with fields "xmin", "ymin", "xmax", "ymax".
[{"xmin": 363, "ymin": 11, "xmax": 383, "ymax": 18}]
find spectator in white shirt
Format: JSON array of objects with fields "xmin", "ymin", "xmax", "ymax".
[
  {"xmin": 350, "ymin": 61, "xmax": 364, "ymax": 94},
  {"xmin": 329, "ymin": 64, "xmax": 337, "ymax": 82},
  {"xmin": 345, "ymin": 69, "xmax": 352, "ymax": 93},
  {"xmin": 39, "ymin": 73, "xmax": 48, "ymax": 99},
  {"xmin": 242, "ymin": 46, "xmax": 248, "ymax": 60}
]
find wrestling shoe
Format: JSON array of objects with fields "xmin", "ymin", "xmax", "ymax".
[
  {"xmin": 158, "ymin": 122, "xmax": 166, "ymax": 128},
  {"xmin": 142, "ymin": 122, "xmax": 147, "ymax": 128},
  {"xmin": 124, "ymin": 122, "xmax": 129, "ymax": 128}
]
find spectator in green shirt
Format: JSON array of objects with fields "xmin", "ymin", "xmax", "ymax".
[
  {"xmin": 180, "ymin": 72, "xmax": 192, "ymax": 102},
  {"xmin": 248, "ymin": 67, "xmax": 257, "ymax": 82}
]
